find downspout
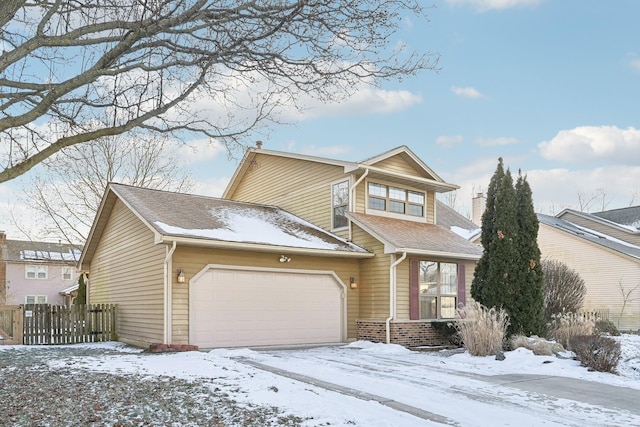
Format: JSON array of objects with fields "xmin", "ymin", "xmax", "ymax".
[
  {"xmin": 163, "ymin": 241, "xmax": 177, "ymax": 345},
  {"xmin": 349, "ymin": 168, "xmax": 369, "ymax": 241},
  {"xmin": 386, "ymin": 251, "xmax": 407, "ymax": 344}
]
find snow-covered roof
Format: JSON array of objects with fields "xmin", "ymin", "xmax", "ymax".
[
  {"xmin": 2, "ymin": 239, "xmax": 82, "ymax": 263},
  {"xmin": 348, "ymin": 212, "xmax": 483, "ymax": 259},
  {"xmin": 537, "ymin": 213, "xmax": 640, "ymax": 261},
  {"xmin": 81, "ymin": 184, "xmax": 370, "ymax": 267}
]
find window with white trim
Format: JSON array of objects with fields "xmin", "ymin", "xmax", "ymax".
[
  {"xmin": 332, "ymin": 180, "xmax": 349, "ymax": 229},
  {"xmin": 62, "ymin": 266, "xmax": 73, "ymax": 280},
  {"xmin": 25, "ymin": 265, "xmax": 48, "ymax": 280},
  {"xmin": 419, "ymin": 261, "xmax": 458, "ymax": 319},
  {"xmin": 25, "ymin": 295, "xmax": 47, "ymax": 304},
  {"xmin": 367, "ymin": 182, "xmax": 425, "ymax": 218}
]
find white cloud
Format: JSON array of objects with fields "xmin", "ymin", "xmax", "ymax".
[
  {"xmin": 446, "ymin": 157, "xmax": 640, "ymax": 219},
  {"xmin": 300, "ymin": 145, "xmax": 353, "ymax": 157},
  {"xmin": 475, "ymin": 137, "xmax": 518, "ymax": 147},
  {"xmin": 193, "ymin": 176, "xmax": 230, "ymax": 198},
  {"xmin": 176, "ymin": 139, "xmax": 227, "ymax": 164},
  {"xmin": 451, "ymin": 86, "xmax": 484, "ymax": 99},
  {"xmin": 436, "ymin": 135, "xmax": 464, "ymax": 147},
  {"xmin": 538, "ymin": 125, "xmax": 640, "ymax": 165},
  {"xmin": 446, "ymin": 0, "xmax": 543, "ymax": 12},
  {"xmin": 298, "ymin": 88, "xmax": 422, "ymax": 120},
  {"xmin": 629, "ymin": 58, "xmax": 640, "ymax": 72}
]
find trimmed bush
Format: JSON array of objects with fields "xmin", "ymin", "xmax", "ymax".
[
  {"xmin": 548, "ymin": 312, "xmax": 594, "ymax": 351},
  {"xmin": 570, "ymin": 335, "xmax": 621, "ymax": 373},
  {"xmin": 453, "ymin": 301, "xmax": 509, "ymax": 357},
  {"xmin": 595, "ymin": 319, "xmax": 620, "ymax": 336}
]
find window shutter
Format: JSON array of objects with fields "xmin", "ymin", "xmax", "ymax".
[
  {"xmin": 457, "ymin": 263, "xmax": 466, "ymax": 307},
  {"xmin": 409, "ymin": 259, "xmax": 420, "ymax": 320}
]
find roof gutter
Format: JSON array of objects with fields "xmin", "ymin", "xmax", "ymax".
[
  {"xmin": 157, "ymin": 236, "xmax": 373, "ymax": 258},
  {"xmin": 386, "ymin": 251, "xmax": 407, "ymax": 344},
  {"xmin": 163, "ymin": 240, "xmax": 177, "ymax": 345},
  {"xmin": 349, "ymin": 168, "xmax": 369, "ymax": 241}
]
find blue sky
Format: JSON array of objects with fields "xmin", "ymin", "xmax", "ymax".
[
  {"xmin": 189, "ymin": 0, "xmax": 640, "ymax": 216},
  {"xmin": 2, "ymin": 0, "xmax": 640, "ymax": 238}
]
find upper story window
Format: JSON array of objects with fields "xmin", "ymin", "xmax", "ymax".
[
  {"xmin": 25, "ymin": 265, "xmax": 48, "ymax": 280},
  {"xmin": 368, "ymin": 182, "xmax": 425, "ymax": 218},
  {"xmin": 62, "ymin": 267, "xmax": 73, "ymax": 280},
  {"xmin": 332, "ymin": 180, "xmax": 349, "ymax": 229}
]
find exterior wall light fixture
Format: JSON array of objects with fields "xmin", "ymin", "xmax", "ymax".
[
  {"xmin": 350, "ymin": 277, "xmax": 358, "ymax": 289},
  {"xmin": 177, "ymin": 269, "xmax": 186, "ymax": 283},
  {"xmin": 279, "ymin": 255, "xmax": 291, "ymax": 263}
]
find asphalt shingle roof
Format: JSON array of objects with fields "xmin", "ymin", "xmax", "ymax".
[
  {"xmin": 537, "ymin": 213, "xmax": 640, "ymax": 261},
  {"xmin": 110, "ymin": 184, "xmax": 369, "ymax": 254},
  {"xmin": 348, "ymin": 212, "xmax": 483, "ymax": 258}
]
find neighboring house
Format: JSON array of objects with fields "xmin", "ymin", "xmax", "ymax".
[
  {"xmin": 537, "ymin": 211, "xmax": 640, "ymax": 331},
  {"xmin": 0, "ymin": 231, "xmax": 82, "ymax": 306},
  {"xmin": 80, "ymin": 145, "xmax": 482, "ymax": 349}
]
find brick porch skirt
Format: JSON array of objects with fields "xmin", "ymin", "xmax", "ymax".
[{"xmin": 356, "ymin": 320, "xmax": 451, "ymax": 348}]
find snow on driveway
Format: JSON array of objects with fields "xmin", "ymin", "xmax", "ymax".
[{"xmin": 31, "ymin": 334, "xmax": 640, "ymax": 426}]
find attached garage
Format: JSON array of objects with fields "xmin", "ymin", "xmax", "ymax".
[{"xmin": 189, "ymin": 265, "xmax": 346, "ymax": 348}]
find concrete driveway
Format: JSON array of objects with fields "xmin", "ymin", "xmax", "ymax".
[{"xmin": 235, "ymin": 344, "xmax": 640, "ymax": 426}]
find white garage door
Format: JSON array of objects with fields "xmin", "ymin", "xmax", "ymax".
[{"xmin": 189, "ymin": 267, "xmax": 344, "ymax": 348}]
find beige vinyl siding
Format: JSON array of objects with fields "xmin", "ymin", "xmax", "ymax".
[
  {"xmin": 463, "ymin": 261, "xmax": 476, "ymax": 305},
  {"xmin": 354, "ymin": 176, "xmax": 366, "ymax": 214},
  {"xmin": 230, "ymin": 154, "xmax": 347, "ymax": 232},
  {"xmin": 88, "ymin": 200, "xmax": 166, "ymax": 346},
  {"xmin": 170, "ymin": 246, "xmax": 361, "ymax": 343},
  {"xmin": 558, "ymin": 212, "xmax": 640, "ymax": 246},
  {"xmin": 538, "ymin": 223, "xmax": 640, "ymax": 331},
  {"xmin": 351, "ymin": 225, "xmax": 390, "ymax": 319},
  {"xmin": 427, "ymin": 192, "xmax": 435, "ymax": 224},
  {"xmin": 372, "ymin": 153, "xmax": 434, "ymax": 179}
]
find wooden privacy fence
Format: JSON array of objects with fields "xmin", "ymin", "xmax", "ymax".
[
  {"xmin": 0, "ymin": 305, "xmax": 23, "ymax": 345},
  {"xmin": 22, "ymin": 304, "xmax": 117, "ymax": 345}
]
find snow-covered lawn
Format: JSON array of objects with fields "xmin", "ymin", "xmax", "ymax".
[{"xmin": 1, "ymin": 334, "xmax": 639, "ymax": 426}]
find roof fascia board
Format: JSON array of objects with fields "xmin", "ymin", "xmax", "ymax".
[
  {"xmin": 78, "ymin": 186, "xmax": 115, "ymax": 269},
  {"xmin": 557, "ymin": 209, "xmax": 640, "ymax": 235},
  {"xmin": 159, "ymin": 236, "xmax": 374, "ymax": 258},
  {"xmin": 348, "ymin": 164, "xmax": 459, "ymax": 192},
  {"xmin": 389, "ymin": 248, "xmax": 481, "ymax": 260},
  {"xmin": 109, "ymin": 185, "xmax": 163, "ymax": 242},
  {"xmin": 357, "ymin": 145, "xmax": 446, "ymax": 183}
]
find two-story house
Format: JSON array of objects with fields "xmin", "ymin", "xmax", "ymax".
[
  {"xmin": 0, "ymin": 231, "xmax": 82, "ymax": 306},
  {"xmin": 79, "ymin": 145, "xmax": 482, "ymax": 349},
  {"xmin": 537, "ymin": 207, "xmax": 640, "ymax": 331}
]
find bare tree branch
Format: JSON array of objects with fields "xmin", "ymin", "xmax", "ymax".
[
  {"xmin": 1, "ymin": 1, "xmax": 439, "ymax": 183},
  {"xmin": 18, "ymin": 133, "xmax": 194, "ymax": 244}
]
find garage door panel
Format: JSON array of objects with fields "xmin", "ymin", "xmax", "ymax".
[{"xmin": 190, "ymin": 268, "xmax": 344, "ymax": 348}]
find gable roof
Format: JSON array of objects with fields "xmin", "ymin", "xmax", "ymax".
[
  {"xmin": 348, "ymin": 212, "xmax": 483, "ymax": 260},
  {"xmin": 2, "ymin": 239, "xmax": 81, "ymax": 264},
  {"xmin": 223, "ymin": 145, "xmax": 458, "ymax": 198},
  {"xmin": 80, "ymin": 184, "xmax": 371, "ymax": 269},
  {"xmin": 592, "ymin": 206, "xmax": 640, "ymax": 231},
  {"xmin": 537, "ymin": 213, "xmax": 640, "ymax": 261},
  {"xmin": 557, "ymin": 208, "xmax": 640, "ymax": 235}
]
